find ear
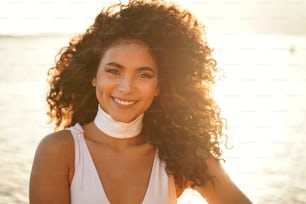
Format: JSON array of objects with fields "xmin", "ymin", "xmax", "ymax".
[
  {"xmin": 154, "ymin": 86, "xmax": 160, "ymax": 96},
  {"xmin": 91, "ymin": 78, "xmax": 96, "ymax": 87}
]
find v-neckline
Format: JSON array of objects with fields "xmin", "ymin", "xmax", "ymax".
[{"xmin": 80, "ymin": 131, "xmax": 157, "ymax": 203}]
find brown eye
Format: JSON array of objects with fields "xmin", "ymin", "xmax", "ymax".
[
  {"xmin": 105, "ymin": 68, "xmax": 120, "ymax": 76},
  {"xmin": 137, "ymin": 73, "xmax": 153, "ymax": 79}
]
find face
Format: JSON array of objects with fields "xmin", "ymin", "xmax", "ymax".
[{"xmin": 92, "ymin": 42, "xmax": 159, "ymax": 123}]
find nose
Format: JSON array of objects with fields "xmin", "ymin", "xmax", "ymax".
[{"xmin": 118, "ymin": 75, "xmax": 134, "ymax": 93}]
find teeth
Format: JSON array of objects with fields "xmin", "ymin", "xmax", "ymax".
[{"xmin": 113, "ymin": 97, "xmax": 136, "ymax": 105}]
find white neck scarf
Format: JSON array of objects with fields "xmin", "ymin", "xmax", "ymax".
[{"xmin": 94, "ymin": 105, "xmax": 144, "ymax": 139}]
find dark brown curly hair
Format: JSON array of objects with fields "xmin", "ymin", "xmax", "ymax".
[{"xmin": 47, "ymin": 0, "xmax": 227, "ymax": 188}]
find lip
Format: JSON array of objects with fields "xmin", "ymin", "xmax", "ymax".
[{"xmin": 111, "ymin": 96, "xmax": 138, "ymax": 106}]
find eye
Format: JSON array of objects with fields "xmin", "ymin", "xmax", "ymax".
[
  {"xmin": 105, "ymin": 68, "xmax": 120, "ymax": 76},
  {"xmin": 137, "ymin": 72, "xmax": 153, "ymax": 79}
]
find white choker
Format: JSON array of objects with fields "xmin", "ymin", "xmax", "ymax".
[{"xmin": 93, "ymin": 105, "xmax": 144, "ymax": 139}]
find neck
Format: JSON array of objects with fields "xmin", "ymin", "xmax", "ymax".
[{"xmin": 93, "ymin": 105, "xmax": 144, "ymax": 139}]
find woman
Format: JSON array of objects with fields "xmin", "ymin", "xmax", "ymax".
[{"xmin": 30, "ymin": 0, "xmax": 252, "ymax": 203}]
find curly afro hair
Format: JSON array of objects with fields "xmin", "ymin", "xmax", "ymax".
[{"xmin": 47, "ymin": 0, "xmax": 227, "ymax": 188}]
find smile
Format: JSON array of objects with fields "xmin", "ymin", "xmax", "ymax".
[{"xmin": 112, "ymin": 97, "xmax": 137, "ymax": 106}]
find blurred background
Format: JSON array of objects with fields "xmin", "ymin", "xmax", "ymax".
[{"xmin": 0, "ymin": 0, "xmax": 305, "ymax": 203}]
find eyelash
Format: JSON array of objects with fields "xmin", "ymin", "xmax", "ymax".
[
  {"xmin": 137, "ymin": 73, "xmax": 153, "ymax": 79},
  {"xmin": 105, "ymin": 69, "xmax": 120, "ymax": 75},
  {"xmin": 105, "ymin": 68, "xmax": 153, "ymax": 79}
]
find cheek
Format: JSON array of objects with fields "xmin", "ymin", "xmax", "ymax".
[
  {"xmin": 95, "ymin": 75, "xmax": 113, "ymax": 90},
  {"xmin": 144, "ymin": 84, "xmax": 159, "ymax": 99},
  {"xmin": 95, "ymin": 80, "xmax": 110, "ymax": 100}
]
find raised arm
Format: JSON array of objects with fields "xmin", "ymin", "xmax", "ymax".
[
  {"xmin": 194, "ymin": 156, "xmax": 252, "ymax": 204},
  {"xmin": 29, "ymin": 131, "xmax": 74, "ymax": 204}
]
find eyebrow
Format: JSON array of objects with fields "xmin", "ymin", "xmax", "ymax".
[{"xmin": 104, "ymin": 62, "xmax": 157, "ymax": 73}]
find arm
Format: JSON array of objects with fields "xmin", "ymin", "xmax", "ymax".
[
  {"xmin": 29, "ymin": 131, "xmax": 74, "ymax": 204},
  {"xmin": 193, "ymin": 156, "xmax": 252, "ymax": 204}
]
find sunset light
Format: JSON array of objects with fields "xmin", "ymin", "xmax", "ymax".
[{"xmin": 1, "ymin": 0, "xmax": 306, "ymax": 203}]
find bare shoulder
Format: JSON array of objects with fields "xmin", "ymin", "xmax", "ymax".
[
  {"xmin": 29, "ymin": 129, "xmax": 74, "ymax": 204},
  {"xmin": 36, "ymin": 130, "xmax": 74, "ymax": 155},
  {"xmin": 32, "ymin": 129, "xmax": 75, "ymax": 174},
  {"xmin": 31, "ymin": 129, "xmax": 75, "ymax": 175}
]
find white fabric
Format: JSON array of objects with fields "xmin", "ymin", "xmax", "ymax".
[
  {"xmin": 94, "ymin": 105, "xmax": 144, "ymax": 139},
  {"xmin": 69, "ymin": 123, "xmax": 177, "ymax": 204}
]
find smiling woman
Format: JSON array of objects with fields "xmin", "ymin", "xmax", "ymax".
[
  {"xmin": 29, "ymin": 0, "xmax": 252, "ymax": 203},
  {"xmin": 92, "ymin": 41, "xmax": 160, "ymax": 123}
]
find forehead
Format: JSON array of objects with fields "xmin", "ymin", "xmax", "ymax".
[{"xmin": 100, "ymin": 40, "xmax": 157, "ymax": 69}]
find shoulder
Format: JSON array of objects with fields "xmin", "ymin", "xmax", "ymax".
[
  {"xmin": 30, "ymin": 130, "xmax": 75, "ymax": 203},
  {"xmin": 36, "ymin": 130, "xmax": 74, "ymax": 156},
  {"xmin": 33, "ymin": 129, "xmax": 75, "ymax": 170},
  {"xmin": 31, "ymin": 129, "xmax": 75, "ymax": 184}
]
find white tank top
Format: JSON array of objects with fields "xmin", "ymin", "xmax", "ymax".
[{"xmin": 69, "ymin": 123, "xmax": 177, "ymax": 204}]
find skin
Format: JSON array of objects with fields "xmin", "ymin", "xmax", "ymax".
[
  {"xmin": 30, "ymin": 42, "xmax": 252, "ymax": 204},
  {"xmin": 91, "ymin": 41, "xmax": 160, "ymax": 123}
]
